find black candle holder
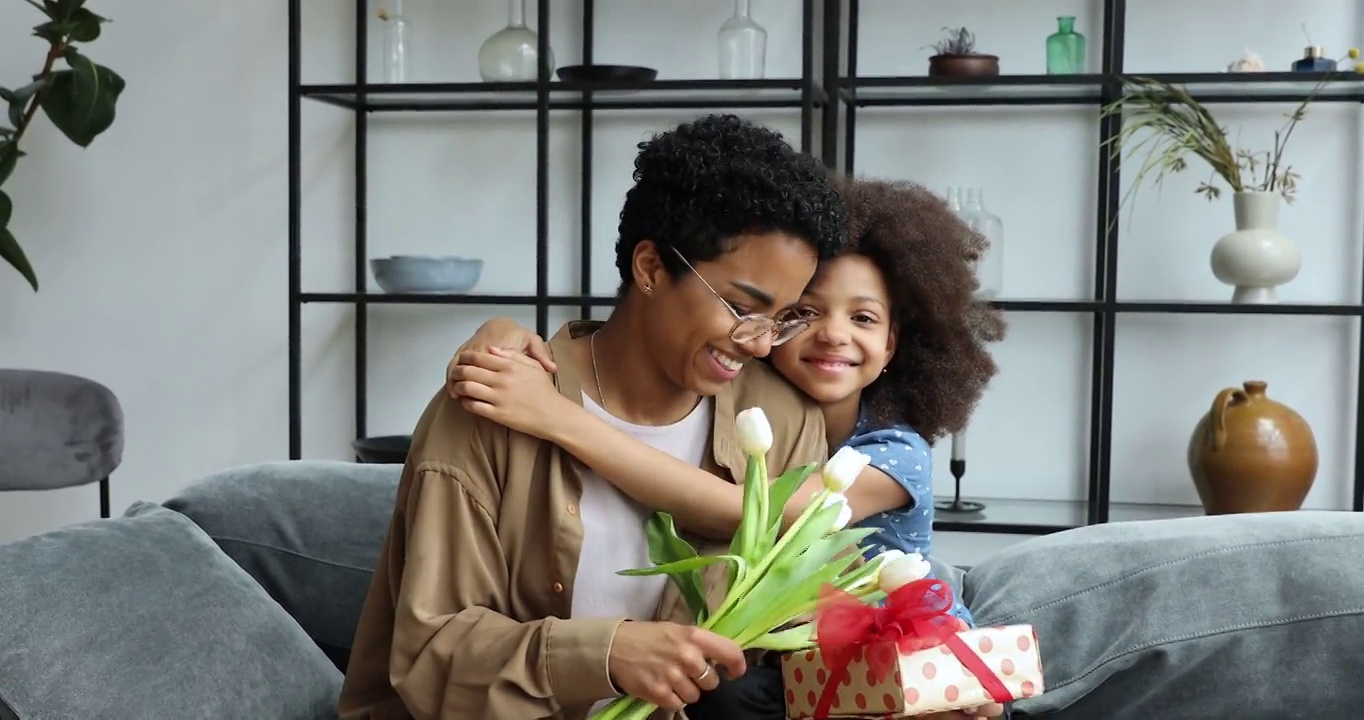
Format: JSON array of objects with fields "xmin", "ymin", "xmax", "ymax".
[{"xmin": 934, "ymin": 458, "xmax": 986, "ymax": 514}]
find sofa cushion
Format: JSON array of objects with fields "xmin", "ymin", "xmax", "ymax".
[
  {"xmin": 0, "ymin": 502, "xmax": 342, "ymax": 720},
  {"xmin": 163, "ymin": 460, "xmax": 402, "ymax": 672}
]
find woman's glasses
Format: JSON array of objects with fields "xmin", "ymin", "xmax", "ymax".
[{"xmin": 669, "ymin": 247, "xmax": 811, "ymax": 346}]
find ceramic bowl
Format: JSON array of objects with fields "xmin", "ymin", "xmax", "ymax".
[{"xmin": 370, "ymin": 255, "xmax": 483, "ymax": 293}]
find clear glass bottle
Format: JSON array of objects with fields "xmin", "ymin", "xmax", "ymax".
[
  {"xmin": 717, "ymin": 0, "xmax": 767, "ymax": 80},
  {"xmin": 962, "ymin": 188, "xmax": 1004, "ymax": 299},
  {"xmin": 478, "ymin": 0, "xmax": 554, "ymax": 82},
  {"xmin": 945, "ymin": 186, "xmax": 963, "ymax": 215},
  {"xmin": 1045, "ymin": 16, "xmax": 1086, "ymax": 75},
  {"xmin": 378, "ymin": 1, "xmax": 409, "ymax": 83}
]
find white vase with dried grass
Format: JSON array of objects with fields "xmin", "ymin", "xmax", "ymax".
[
  {"xmin": 1210, "ymin": 191, "xmax": 1301, "ymax": 304},
  {"xmin": 1099, "ymin": 75, "xmax": 1336, "ymax": 304}
]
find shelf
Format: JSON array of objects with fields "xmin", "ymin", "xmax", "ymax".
[
  {"xmin": 932, "ymin": 497, "xmax": 1204, "ymax": 535},
  {"xmin": 301, "ymin": 295, "xmax": 1362, "ymax": 316},
  {"xmin": 840, "ymin": 74, "xmax": 1103, "ymax": 107},
  {"xmin": 1139, "ymin": 72, "xmax": 1364, "ymax": 104},
  {"xmin": 1113, "ymin": 301, "xmax": 1362, "ymax": 316},
  {"xmin": 301, "ymin": 80, "xmax": 827, "ymax": 112},
  {"xmin": 991, "ymin": 299, "xmax": 1100, "ymax": 312},
  {"xmin": 301, "ymin": 292, "xmax": 617, "ymax": 306},
  {"xmin": 838, "ymin": 71, "xmax": 1364, "ymax": 107}
]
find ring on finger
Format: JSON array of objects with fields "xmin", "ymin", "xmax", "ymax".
[{"xmin": 693, "ymin": 665, "xmax": 712, "ymax": 682}]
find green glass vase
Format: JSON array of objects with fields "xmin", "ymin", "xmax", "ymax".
[{"xmin": 1045, "ymin": 16, "xmax": 1085, "ymax": 74}]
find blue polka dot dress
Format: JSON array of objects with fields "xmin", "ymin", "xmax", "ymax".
[{"xmin": 844, "ymin": 406, "xmax": 974, "ymax": 626}]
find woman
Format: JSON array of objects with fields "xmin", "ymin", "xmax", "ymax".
[
  {"xmin": 338, "ymin": 113, "xmax": 848, "ymax": 720},
  {"xmin": 445, "ymin": 177, "xmax": 1008, "ymax": 719}
]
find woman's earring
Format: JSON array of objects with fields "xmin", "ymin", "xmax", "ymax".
[{"xmin": 643, "ymin": 283, "xmax": 653, "ymax": 294}]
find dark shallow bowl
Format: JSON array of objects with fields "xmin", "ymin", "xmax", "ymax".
[
  {"xmin": 927, "ymin": 54, "xmax": 1001, "ymax": 78},
  {"xmin": 556, "ymin": 64, "xmax": 658, "ymax": 83},
  {"xmin": 352, "ymin": 435, "xmax": 412, "ymax": 464}
]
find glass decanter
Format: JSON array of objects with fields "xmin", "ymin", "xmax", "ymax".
[
  {"xmin": 962, "ymin": 188, "xmax": 1004, "ymax": 299},
  {"xmin": 717, "ymin": 0, "xmax": 767, "ymax": 80},
  {"xmin": 378, "ymin": 1, "xmax": 409, "ymax": 83},
  {"xmin": 1045, "ymin": 16, "xmax": 1086, "ymax": 75},
  {"xmin": 478, "ymin": 0, "xmax": 553, "ymax": 82}
]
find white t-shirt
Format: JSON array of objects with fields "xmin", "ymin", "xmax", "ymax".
[{"xmin": 573, "ymin": 393, "xmax": 714, "ymax": 712}]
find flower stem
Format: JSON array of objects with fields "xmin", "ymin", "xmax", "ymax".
[
  {"xmin": 703, "ymin": 487, "xmax": 833, "ymax": 629},
  {"xmin": 587, "ymin": 694, "xmax": 663, "ymax": 720}
]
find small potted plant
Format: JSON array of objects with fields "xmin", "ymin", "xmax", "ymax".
[{"xmin": 927, "ymin": 27, "xmax": 1000, "ymax": 78}]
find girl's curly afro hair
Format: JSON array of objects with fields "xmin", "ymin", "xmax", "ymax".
[{"xmin": 834, "ymin": 175, "xmax": 1007, "ymax": 443}]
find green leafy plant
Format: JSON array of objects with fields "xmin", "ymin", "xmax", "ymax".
[
  {"xmin": 588, "ymin": 409, "xmax": 895, "ymax": 720},
  {"xmin": 930, "ymin": 27, "xmax": 981, "ymax": 56},
  {"xmin": 1099, "ymin": 73, "xmax": 1343, "ymax": 221},
  {"xmin": 2, "ymin": 0, "xmax": 125, "ymax": 291}
]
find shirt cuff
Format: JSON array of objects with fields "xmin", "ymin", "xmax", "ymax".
[{"xmin": 546, "ymin": 616, "xmax": 627, "ymax": 707}]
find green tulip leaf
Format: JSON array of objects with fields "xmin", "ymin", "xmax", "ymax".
[
  {"xmin": 643, "ymin": 512, "xmax": 710, "ymax": 622},
  {"xmin": 767, "ymin": 462, "xmax": 817, "ymax": 530},
  {"xmin": 616, "ymin": 553, "xmax": 746, "ymax": 578}
]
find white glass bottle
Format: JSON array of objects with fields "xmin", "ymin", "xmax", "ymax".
[
  {"xmin": 379, "ymin": 1, "xmax": 408, "ymax": 83},
  {"xmin": 963, "ymin": 188, "xmax": 1004, "ymax": 299},
  {"xmin": 945, "ymin": 186, "xmax": 963, "ymax": 215},
  {"xmin": 718, "ymin": 0, "xmax": 767, "ymax": 80},
  {"xmin": 478, "ymin": 0, "xmax": 554, "ymax": 82}
]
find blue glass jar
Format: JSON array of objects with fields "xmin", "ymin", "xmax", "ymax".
[{"xmin": 1292, "ymin": 45, "xmax": 1337, "ymax": 72}]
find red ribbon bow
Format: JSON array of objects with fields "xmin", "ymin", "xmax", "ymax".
[{"xmin": 808, "ymin": 579, "xmax": 1012, "ymax": 717}]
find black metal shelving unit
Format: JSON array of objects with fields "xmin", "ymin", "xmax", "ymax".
[
  {"xmin": 287, "ymin": 0, "xmax": 1364, "ymax": 537},
  {"xmin": 286, "ymin": 0, "xmax": 826, "ymax": 455},
  {"xmin": 832, "ymin": 0, "xmax": 1364, "ymax": 535}
]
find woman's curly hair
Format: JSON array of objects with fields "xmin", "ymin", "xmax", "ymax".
[
  {"xmin": 834, "ymin": 176, "xmax": 1007, "ymax": 443},
  {"xmin": 616, "ymin": 114, "xmax": 847, "ymax": 293}
]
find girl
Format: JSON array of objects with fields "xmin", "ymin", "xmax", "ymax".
[{"xmin": 446, "ymin": 176, "xmax": 1006, "ymax": 719}]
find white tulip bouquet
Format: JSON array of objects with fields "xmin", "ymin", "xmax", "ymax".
[{"xmin": 588, "ymin": 408, "xmax": 916, "ymax": 720}]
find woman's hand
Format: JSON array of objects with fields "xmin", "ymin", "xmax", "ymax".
[
  {"xmin": 446, "ymin": 317, "xmax": 554, "ymax": 400},
  {"xmin": 607, "ymin": 622, "xmax": 747, "ymax": 712},
  {"xmin": 448, "ymin": 347, "xmax": 569, "ymax": 440}
]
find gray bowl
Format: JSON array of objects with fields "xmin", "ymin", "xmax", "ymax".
[{"xmin": 370, "ymin": 255, "xmax": 483, "ymax": 294}]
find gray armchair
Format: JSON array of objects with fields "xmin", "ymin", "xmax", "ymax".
[{"xmin": 0, "ymin": 369, "xmax": 124, "ymax": 517}]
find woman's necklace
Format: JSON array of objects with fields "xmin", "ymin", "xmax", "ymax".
[{"xmin": 589, "ymin": 331, "xmax": 608, "ymax": 414}]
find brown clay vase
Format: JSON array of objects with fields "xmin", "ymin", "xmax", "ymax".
[
  {"xmin": 1187, "ymin": 380, "xmax": 1318, "ymax": 515},
  {"xmin": 928, "ymin": 54, "xmax": 1001, "ymax": 78}
]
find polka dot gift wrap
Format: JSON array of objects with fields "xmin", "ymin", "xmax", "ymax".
[{"xmin": 780, "ymin": 625, "xmax": 1045, "ymax": 718}]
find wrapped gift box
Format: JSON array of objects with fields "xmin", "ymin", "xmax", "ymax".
[{"xmin": 781, "ymin": 624, "xmax": 1044, "ymax": 718}]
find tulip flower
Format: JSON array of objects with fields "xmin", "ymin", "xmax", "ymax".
[
  {"xmin": 822, "ymin": 446, "xmax": 869, "ymax": 493},
  {"xmin": 818, "ymin": 493, "xmax": 853, "ymax": 533},
  {"xmin": 592, "ymin": 409, "xmax": 883, "ymax": 720},
  {"xmin": 878, "ymin": 551, "xmax": 933, "ymax": 593},
  {"xmin": 735, "ymin": 407, "xmax": 774, "ymax": 455}
]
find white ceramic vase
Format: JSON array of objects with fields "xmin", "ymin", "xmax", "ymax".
[{"xmin": 1209, "ymin": 191, "xmax": 1301, "ymax": 304}]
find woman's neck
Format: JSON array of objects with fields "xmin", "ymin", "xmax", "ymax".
[
  {"xmin": 821, "ymin": 392, "xmax": 862, "ymax": 448},
  {"xmin": 580, "ymin": 309, "xmax": 702, "ymax": 426}
]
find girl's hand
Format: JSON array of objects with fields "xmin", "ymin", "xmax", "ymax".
[
  {"xmin": 448, "ymin": 347, "xmax": 569, "ymax": 440},
  {"xmin": 446, "ymin": 318, "xmax": 554, "ymax": 400}
]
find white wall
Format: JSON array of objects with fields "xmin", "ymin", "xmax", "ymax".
[{"xmin": 1, "ymin": 0, "xmax": 1361, "ymax": 565}]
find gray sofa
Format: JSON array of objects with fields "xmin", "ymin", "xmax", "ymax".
[
  {"xmin": 0, "ymin": 459, "xmax": 977, "ymax": 720},
  {"xmin": 8, "ymin": 460, "xmax": 1359, "ymax": 718},
  {"xmin": 0, "ymin": 461, "xmax": 403, "ymax": 720}
]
